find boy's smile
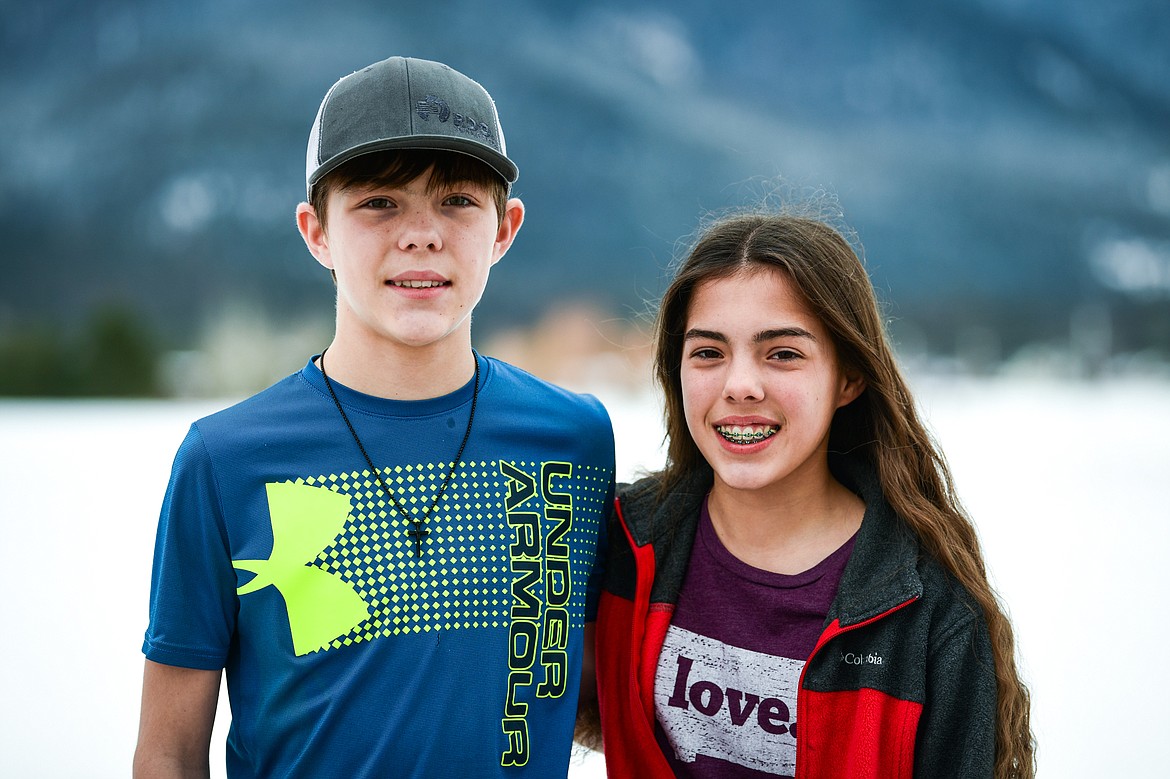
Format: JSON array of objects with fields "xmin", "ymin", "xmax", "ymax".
[
  {"xmin": 297, "ymin": 170, "xmax": 523, "ymax": 362},
  {"xmin": 387, "ymin": 271, "xmax": 448, "ymax": 292}
]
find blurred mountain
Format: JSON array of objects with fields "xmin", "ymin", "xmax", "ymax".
[{"xmin": 2, "ymin": 0, "xmax": 1169, "ymax": 368}]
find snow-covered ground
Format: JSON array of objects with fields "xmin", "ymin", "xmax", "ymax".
[{"xmin": 2, "ymin": 374, "xmax": 1168, "ymax": 777}]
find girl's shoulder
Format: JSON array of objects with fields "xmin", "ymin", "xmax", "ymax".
[
  {"xmin": 912, "ymin": 546, "xmax": 990, "ymax": 643},
  {"xmin": 615, "ymin": 470, "xmax": 712, "ymax": 533}
]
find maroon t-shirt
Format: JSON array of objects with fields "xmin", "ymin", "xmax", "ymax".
[{"xmin": 654, "ymin": 498, "xmax": 856, "ymax": 778}]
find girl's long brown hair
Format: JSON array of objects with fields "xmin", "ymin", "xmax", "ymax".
[{"xmin": 654, "ymin": 211, "xmax": 1035, "ymax": 778}]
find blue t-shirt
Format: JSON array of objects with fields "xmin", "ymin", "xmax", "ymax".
[{"xmin": 143, "ymin": 354, "xmax": 615, "ymax": 778}]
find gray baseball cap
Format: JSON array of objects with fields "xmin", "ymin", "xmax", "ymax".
[{"xmin": 305, "ymin": 56, "xmax": 518, "ymax": 199}]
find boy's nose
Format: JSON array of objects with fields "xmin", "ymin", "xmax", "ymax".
[{"xmin": 398, "ymin": 210, "xmax": 443, "ymax": 251}]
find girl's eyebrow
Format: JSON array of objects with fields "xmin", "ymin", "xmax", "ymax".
[
  {"xmin": 683, "ymin": 326, "xmax": 816, "ymax": 343},
  {"xmin": 755, "ymin": 327, "xmax": 816, "ymax": 343},
  {"xmin": 684, "ymin": 328, "xmax": 725, "ymax": 343}
]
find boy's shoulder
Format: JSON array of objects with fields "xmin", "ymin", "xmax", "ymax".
[
  {"xmin": 483, "ymin": 355, "xmax": 610, "ymax": 421},
  {"xmin": 189, "ymin": 364, "xmax": 315, "ymax": 444}
]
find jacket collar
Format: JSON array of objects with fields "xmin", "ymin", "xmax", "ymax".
[
  {"xmin": 615, "ymin": 466, "xmax": 712, "ymax": 604},
  {"xmin": 828, "ymin": 454, "xmax": 923, "ymax": 627},
  {"xmin": 615, "ymin": 455, "xmax": 922, "ymax": 627}
]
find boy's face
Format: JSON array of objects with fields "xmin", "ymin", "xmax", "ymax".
[{"xmin": 297, "ymin": 169, "xmax": 523, "ymax": 356}]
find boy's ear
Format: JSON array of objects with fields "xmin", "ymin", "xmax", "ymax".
[
  {"xmin": 490, "ymin": 197, "xmax": 525, "ymax": 266},
  {"xmin": 296, "ymin": 202, "xmax": 333, "ymax": 270}
]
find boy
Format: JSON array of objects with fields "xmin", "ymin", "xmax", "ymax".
[{"xmin": 133, "ymin": 56, "xmax": 614, "ymax": 777}]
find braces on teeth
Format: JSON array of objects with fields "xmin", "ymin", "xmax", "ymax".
[{"xmin": 718, "ymin": 427, "xmax": 777, "ymax": 444}]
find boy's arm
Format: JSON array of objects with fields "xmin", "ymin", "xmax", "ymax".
[
  {"xmin": 133, "ymin": 659, "xmax": 222, "ymax": 778},
  {"xmin": 574, "ymin": 622, "xmax": 602, "ymax": 752}
]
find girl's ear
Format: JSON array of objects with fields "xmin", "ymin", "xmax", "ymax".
[{"xmin": 836, "ymin": 370, "xmax": 867, "ymax": 409}]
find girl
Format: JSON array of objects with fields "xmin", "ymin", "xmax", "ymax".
[{"xmin": 595, "ymin": 211, "xmax": 1034, "ymax": 778}]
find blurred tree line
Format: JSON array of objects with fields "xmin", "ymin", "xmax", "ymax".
[{"xmin": 0, "ymin": 305, "xmax": 160, "ymax": 397}]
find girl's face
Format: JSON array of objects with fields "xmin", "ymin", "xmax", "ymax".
[{"xmin": 680, "ymin": 268, "xmax": 864, "ymax": 499}]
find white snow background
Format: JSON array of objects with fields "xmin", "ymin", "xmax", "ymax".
[{"xmin": 2, "ymin": 373, "xmax": 1168, "ymax": 777}]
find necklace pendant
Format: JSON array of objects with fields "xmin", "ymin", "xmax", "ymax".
[{"xmin": 408, "ymin": 522, "xmax": 430, "ymax": 557}]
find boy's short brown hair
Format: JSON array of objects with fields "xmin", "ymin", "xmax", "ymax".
[{"xmin": 310, "ymin": 149, "xmax": 510, "ymax": 230}]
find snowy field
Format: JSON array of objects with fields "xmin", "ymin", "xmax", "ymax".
[{"xmin": 2, "ymin": 374, "xmax": 1169, "ymax": 777}]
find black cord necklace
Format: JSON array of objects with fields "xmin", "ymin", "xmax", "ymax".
[{"xmin": 318, "ymin": 348, "xmax": 480, "ymax": 557}]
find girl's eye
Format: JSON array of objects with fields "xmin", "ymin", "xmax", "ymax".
[
  {"xmin": 770, "ymin": 349, "xmax": 802, "ymax": 362},
  {"xmin": 690, "ymin": 347, "xmax": 722, "ymax": 360}
]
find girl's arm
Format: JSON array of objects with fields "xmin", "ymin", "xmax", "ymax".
[{"xmin": 914, "ymin": 613, "xmax": 998, "ymax": 777}]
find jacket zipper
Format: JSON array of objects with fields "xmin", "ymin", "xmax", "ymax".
[{"xmin": 793, "ymin": 596, "xmax": 919, "ymax": 778}]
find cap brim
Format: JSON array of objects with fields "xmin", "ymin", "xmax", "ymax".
[{"xmin": 308, "ymin": 136, "xmax": 518, "ymax": 194}]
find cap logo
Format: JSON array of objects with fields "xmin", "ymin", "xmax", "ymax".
[
  {"xmin": 415, "ymin": 93, "xmax": 499, "ymax": 150},
  {"xmin": 416, "ymin": 94, "xmax": 451, "ymax": 122}
]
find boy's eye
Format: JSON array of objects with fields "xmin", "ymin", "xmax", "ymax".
[
  {"xmin": 444, "ymin": 194, "xmax": 475, "ymax": 207},
  {"xmin": 363, "ymin": 197, "xmax": 395, "ymax": 209}
]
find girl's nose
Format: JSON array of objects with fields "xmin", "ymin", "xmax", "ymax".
[{"xmin": 723, "ymin": 356, "xmax": 764, "ymax": 402}]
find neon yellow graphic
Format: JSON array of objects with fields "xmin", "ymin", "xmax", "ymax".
[
  {"xmin": 226, "ymin": 461, "xmax": 606, "ymax": 660},
  {"xmin": 233, "ymin": 482, "xmax": 371, "ymax": 656},
  {"xmin": 537, "ymin": 461, "xmax": 572, "ymax": 699},
  {"xmin": 500, "ymin": 460, "xmax": 541, "ymax": 767}
]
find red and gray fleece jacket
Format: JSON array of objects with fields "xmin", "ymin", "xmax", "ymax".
[{"xmin": 595, "ymin": 455, "xmax": 998, "ymax": 778}]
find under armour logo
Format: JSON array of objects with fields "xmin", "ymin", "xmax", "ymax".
[
  {"xmin": 416, "ymin": 94, "xmax": 450, "ymax": 122},
  {"xmin": 233, "ymin": 482, "xmax": 371, "ymax": 656}
]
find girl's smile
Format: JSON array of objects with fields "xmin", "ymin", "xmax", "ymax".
[{"xmin": 713, "ymin": 417, "xmax": 780, "ymax": 449}]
